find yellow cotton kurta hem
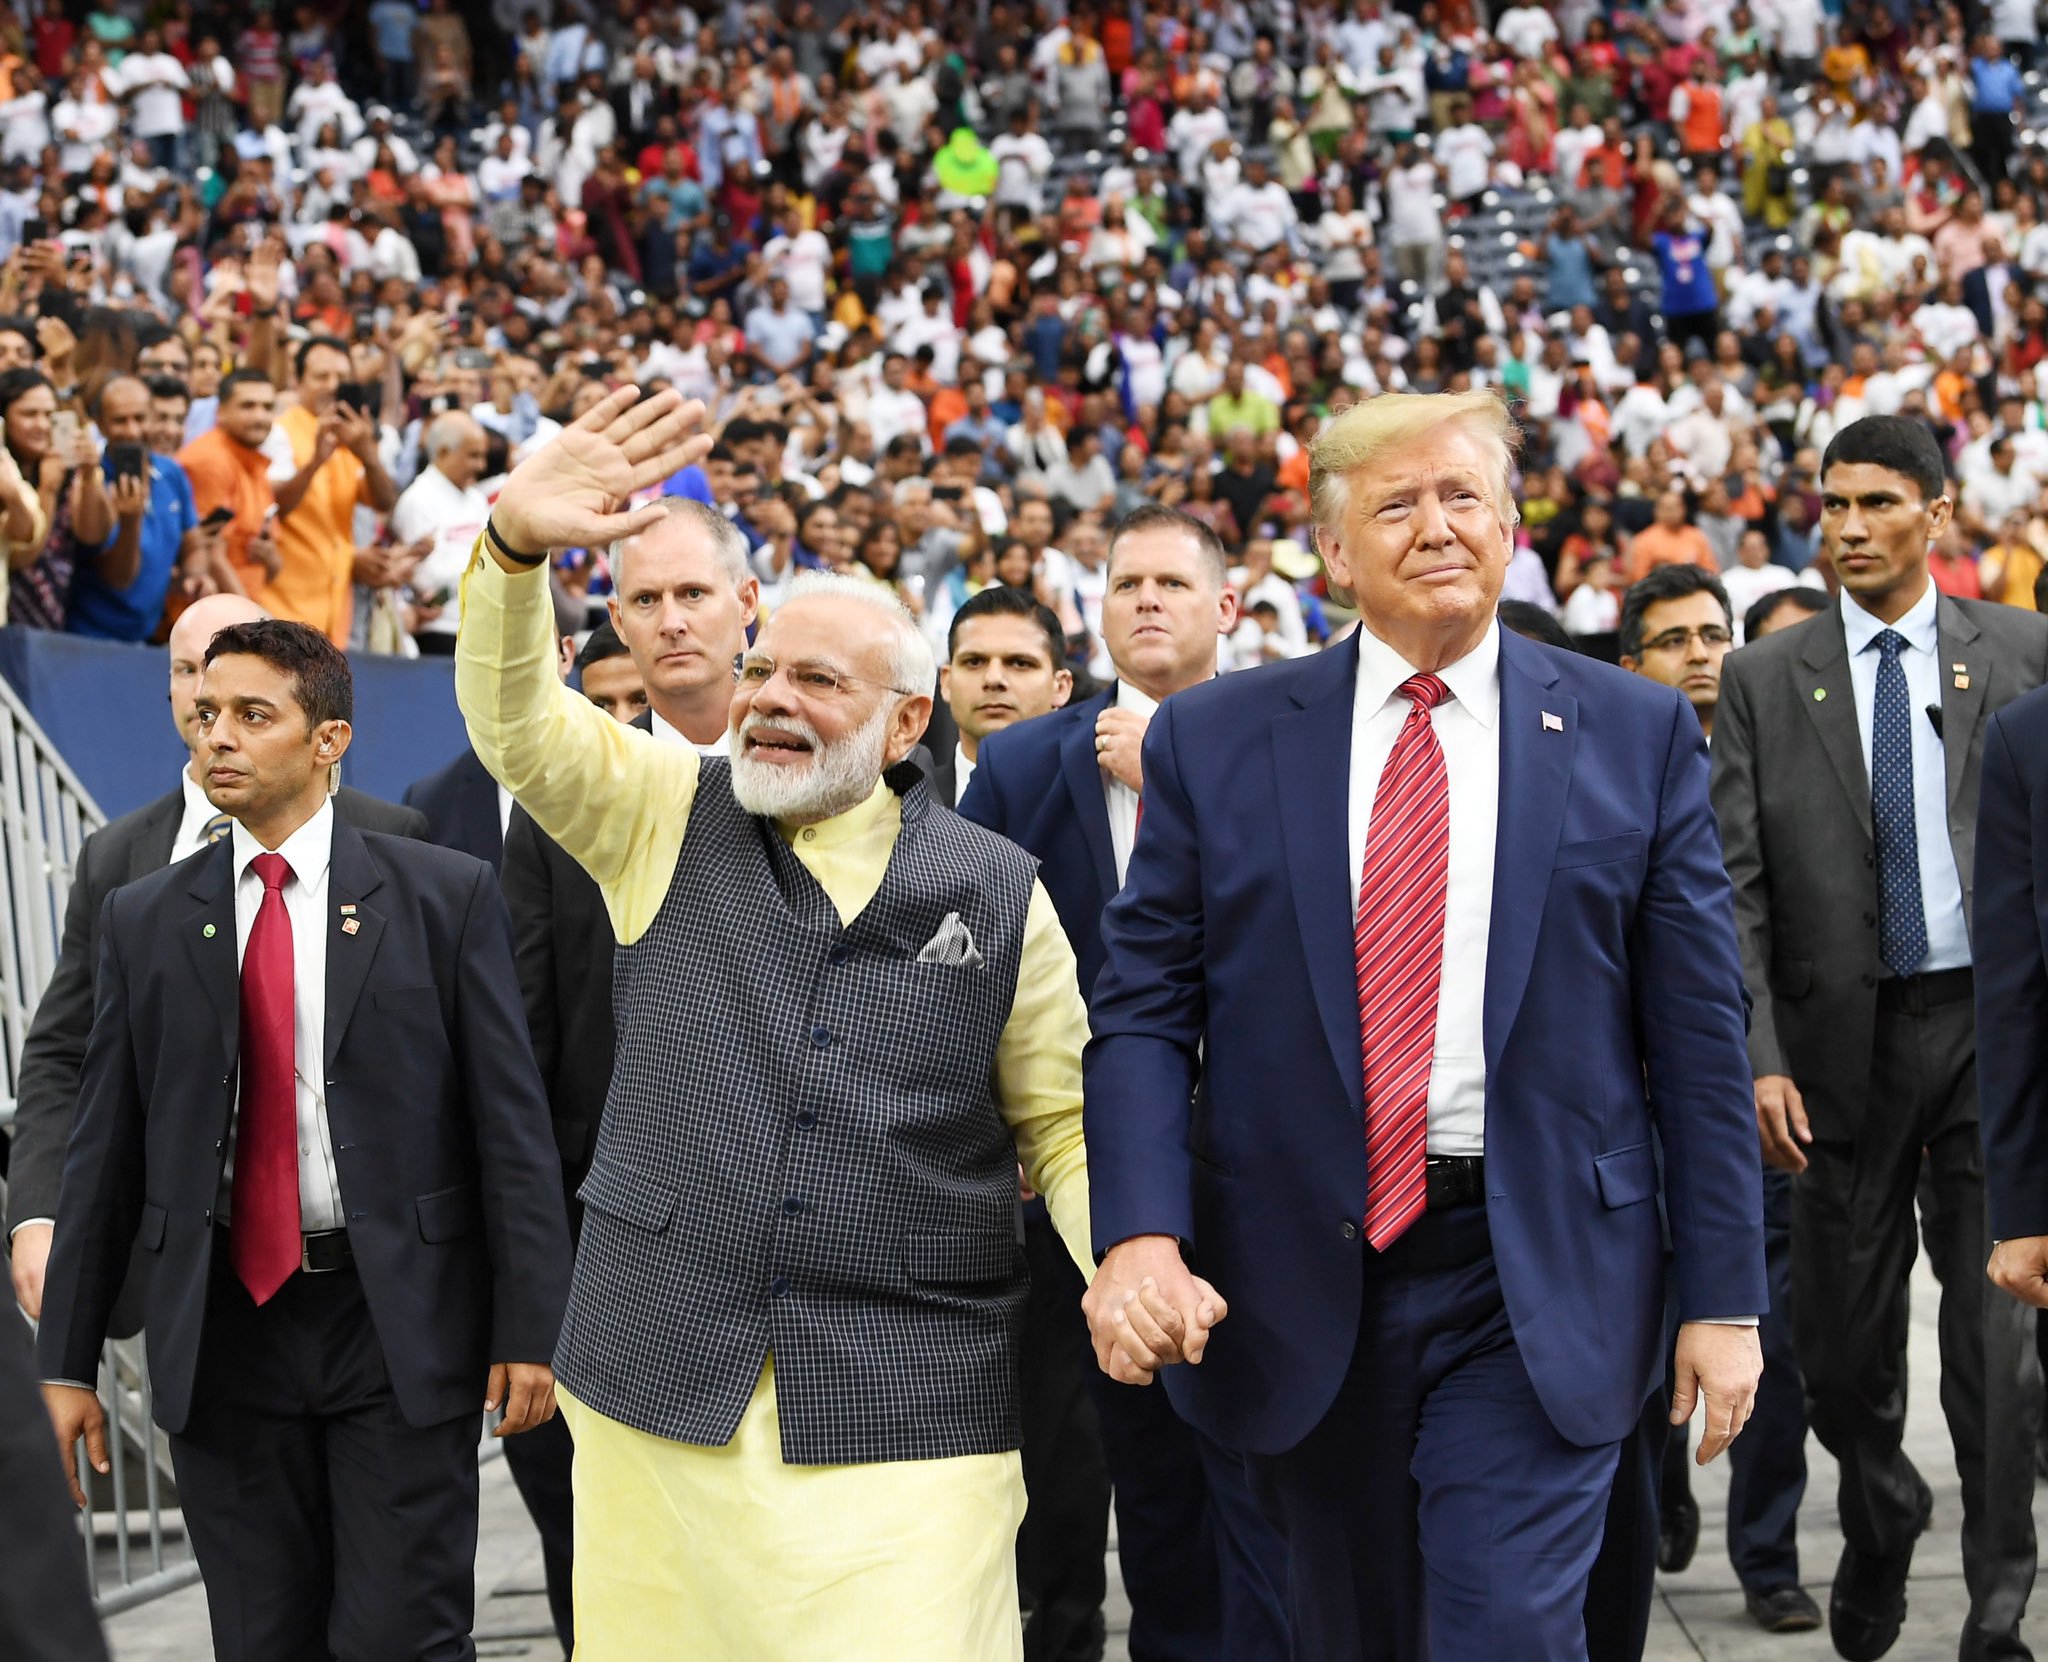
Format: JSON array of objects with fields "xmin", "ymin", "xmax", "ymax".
[{"xmin": 561, "ymin": 1369, "xmax": 1027, "ymax": 1662}]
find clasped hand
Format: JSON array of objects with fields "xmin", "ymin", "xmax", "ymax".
[{"xmin": 1083, "ymin": 1234, "xmax": 1228, "ymax": 1386}]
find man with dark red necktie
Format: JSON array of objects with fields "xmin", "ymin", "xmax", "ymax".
[
  {"xmin": 1079, "ymin": 389, "xmax": 1766, "ymax": 1661},
  {"xmin": 36, "ymin": 620, "xmax": 570, "ymax": 1662}
]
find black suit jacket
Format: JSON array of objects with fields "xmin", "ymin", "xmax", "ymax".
[
  {"xmin": 959, "ymin": 688, "xmax": 1118, "ymax": 995},
  {"xmin": 1713, "ymin": 593, "xmax": 2048, "ymax": 1131},
  {"xmin": 1976, "ymin": 683, "xmax": 2048, "ymax": 1239},
  {"xmin": 499, "ymin": 712, "xmax": 654, "ymax": 1219},
  {"xmin": 7, "ymin": 784, "xmax": 427, "ymax": 1235},
  {"xmin": 35, "ymin": 820, "xmax": 572, "ymax": 1434},
  {"xmin": 403, "ymin": 747, "xmax": 504, "ymax": 871}
]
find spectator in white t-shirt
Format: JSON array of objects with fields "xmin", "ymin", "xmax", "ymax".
[
  {"xmin": 760, "ymin": 207, "xmax": 834, "ymax": 321},
  {"xmin": 1495, "ymin": 4, "xmax": 1561, "ymax": 59},
  {"xmin": 115, "ymin": 30, "xmax": 191, "ymax": 171},
  {"xmin": 387, "ymin": 412, "xmax": 492, "ymax": 654},
  {"xmin": 1434, "ymin": 99, "xmax": 1496, "ymax": 205}
]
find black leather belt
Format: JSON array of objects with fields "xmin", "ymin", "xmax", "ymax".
[
  {"xmin": 300, "ymin": 1229, "xmax": 354, "ymax": 1273},
  {"xmin": 1425, "ymin": 1156, "xmax": 1486, "ymax": 1210},
  {"xmin": 1881, "ymin": 966, "xmax": 1974, "ymax": 1009}
]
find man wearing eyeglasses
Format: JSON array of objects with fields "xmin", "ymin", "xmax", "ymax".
[
  {"xmin": 455, "ymin": 388, "xmax": 1096, "ymax": 1662},
  {"xmin": 1712, "ymin": 415, "xmax": 2048, "ymax": 1662},
  {"xmin": 1619, "ymin": 560, "xmax": 1820, "ymax": 1636},
  {"xmin": 1620, "ymin": 563, "xmax": 1736, "ymax": 742}
]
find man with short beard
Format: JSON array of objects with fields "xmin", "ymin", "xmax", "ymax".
[{"xmin": 456, "ymin": 388, "xmax": 1096, "ymax": 1662}]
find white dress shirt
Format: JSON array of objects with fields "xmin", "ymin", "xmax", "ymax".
[
  {"xmin": 1347, "ymin": 624, "xmax": 1500, "ymax": 1157},
  {"xmin": 169, "ymin": 767, "xmax": 230, "ymax": 865},
  {"xmin": 954, "ymin": 742, "xmax": 977, "ymax": 807},
  {"xmin": 1106, "ymin": 681, "xmax": 1158, "ymax": 887},
  {"xmin": 222, "ymin": 801, "xmax": 345, "ymax": 1232},
  {"xmin": 1840, "ymin": 585, "xmax": 1971, "ymax": 972},
  {"xmin": 651, "ymin": 710, "xmax": 731, "ymax": 757}
]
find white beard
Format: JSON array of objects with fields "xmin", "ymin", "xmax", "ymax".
[{"xmin": 729, "ymin": 701, "xmax": 893, "ymax": 824}]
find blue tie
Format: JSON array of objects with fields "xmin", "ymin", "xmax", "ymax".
[{"xmin": 1871, "ymin": 629, "xmax": 1927, "ymax": 978}]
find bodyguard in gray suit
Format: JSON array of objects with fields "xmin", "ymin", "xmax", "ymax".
[{"xmin": 1711, "ymin": 416, "xmax": 2048, "ymax": 1662}]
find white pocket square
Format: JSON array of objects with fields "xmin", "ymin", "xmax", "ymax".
[{"xmin": 916, "ymin": 911, "xmax": 985, "ymax": 969}]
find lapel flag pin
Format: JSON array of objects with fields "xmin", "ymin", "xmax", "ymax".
[
  {"xmin": 1541, "ymin": 710, "xmax": 1564, "ymax": 732},
  {"xmin": 339, "ymin": 903, "xmax": 356, "ymax": 916},
  {"xmin": 342, "ymin": 918, "xmax": 361, "ymax": 936},
  {"xmin": 1953, "ymin": 662, "xmax": 1967, "ymax": 672},
  {"xmin": 202, "ymin": 923, "xmax": 216, "ymax": 938},
  {"xmin": 1814, "ymin": 688, "xmax": 1827, "ymax": 701}
]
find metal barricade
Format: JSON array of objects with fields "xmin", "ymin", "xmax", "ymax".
[{"xmin": 0, "ymin": 673, "xmax": 196, "ymax": 1611}]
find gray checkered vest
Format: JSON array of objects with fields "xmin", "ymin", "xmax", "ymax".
[{"xmin": 554, "ymin": 759, "xmax": 1041, "ymax": 1464}]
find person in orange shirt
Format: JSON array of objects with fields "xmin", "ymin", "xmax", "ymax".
[
  {"xmin": 268, "ymin": 336, "xmax": 398, "ymax": 647},
  {"xmin": 1671, "ymin": 61, "xmax": 1724, "ymax": 163},
  {"xmin": 176, "ymin": 369, "xmax": 284, "ymax": 607},
  {"xmin": 1622, "ymin": 484, "xmax": 1720, "ymax": 582}
]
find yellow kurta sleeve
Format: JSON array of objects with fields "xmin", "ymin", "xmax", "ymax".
[
  {"xmin": 453, "ymin": 537, "xmax": 699, "ymax": 944},
  {"xmin": 995, "ymin": 882, "xmax": 1094, "ymax": 1280}
]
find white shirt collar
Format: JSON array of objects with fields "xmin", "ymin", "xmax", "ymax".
[
  {"xmin": 230, "ymin": 797, "xmax": 335, "ymax": 892},
  {"xmin": 1114, "ymin": 680, "xmax": 1162, "ymax": 719},
  {"xmin": 1353, "ymin": 618, "xmax": 1502, "ymax": 729},
  {"xmin": 651, "ymin": 708, "xmax": 731, "ymax": 757},
  {"xmin": 180, "ymin": 765, "xmax": 214, "ymax": 822},
  {"xmin": 1841, "ymin": 577, "xmax": 1939, "ymax": 657}
]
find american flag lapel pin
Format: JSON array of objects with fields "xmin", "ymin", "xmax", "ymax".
[{"xmin": 1542, "ymin": 710, "xmax": 1564, "ymax": 733}]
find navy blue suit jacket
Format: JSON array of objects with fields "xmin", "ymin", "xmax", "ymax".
[
  {"xmin": 35, "ymin": 820, "xmax": 572, "ymax": 1434},
  {"xmin": 1085, "ymin": 628, "xmax": 1766, "ymax": 1454},
  {"xmin": 959, "ymin": 687, "xmax": 1120, "ymax": 996},
  {"xmin": 1976, "ymin": 683, "xmax": 2048, "ymax": 1241},
  {"xmin": 403, "ymin": 747, "xmax": 504, "ymax": 871}
]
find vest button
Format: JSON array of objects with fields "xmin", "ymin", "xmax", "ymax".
[
  {"xmin": 810, "ymin": 1025, "xmax": 831, "ymax": 1048},
  {"xmin": 796, "ymin": 1109, "xmax": 818, "ymax": 1130},
  {"xmin": 828, "ymin": 946, "xmax": 850, "ymax": 968},
  {"xmin": 783, "ymin": 1196, "xmax": 806, "ymax": 1217},
  {"xmin": 770, "ymin": 1276, "xmax": 791, "ymax": 1298},
  {"xmin": 1340, "ymin": 1220, "xmax": 1359, "ymax": 1240}
]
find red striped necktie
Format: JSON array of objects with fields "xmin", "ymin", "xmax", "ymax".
[{"xmin": 1355, "ymin": 673, "xmax": 1452, "ymax": 1251}]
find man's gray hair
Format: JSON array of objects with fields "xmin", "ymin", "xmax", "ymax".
[
  {"xmin": 611, "ymin": 497, "xmax": 752, "ymax": 589},
  {"xmin": 425, "ymin": 411, "xmax": 479, "ymax": 462},
  {"xmin": 782, "ymin": 570, "xmax": 936, "ymax": 697}
]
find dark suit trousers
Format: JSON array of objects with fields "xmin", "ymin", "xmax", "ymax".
[
  {"xmin": 501, "ymin": 1410, "xmax": 574, "ymax": 1657},
  {"xmin": 1244, "ymin": 1204, "xmax": 1621, "ymax": 1662},
  {"xmin": 0, "ymin": 1309, "xmax": 107, "ymax": 1662},
  {"xmin": 1017, "ymin": 1200, "xmax": 1110, "ymax": 1662},
  {"xmin": 1650, "ymin": 1167, "xmax": 1808, "ymax": 1606},
  {"xmin": 1793, "ymin": 974, "xmax": 2040, "ymax": 1660},
  {"xmin": 169, "ymin": 1249, "xmax": 481, "ymax": 1662}
]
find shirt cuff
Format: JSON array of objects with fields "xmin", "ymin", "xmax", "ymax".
[
  {"xmin": 1693, "ymin": 1316, "xmax": 1761, "ymax": 1327},
  {"xmin": 41, "ymin": 1379, "xmax": 97, "ymax": 1392},
  {"xmin": 9, "ymin": 1216, "xmax": 54, "ymax": 1236}
]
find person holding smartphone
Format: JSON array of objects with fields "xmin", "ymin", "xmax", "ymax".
[{"xmin": 68, "ymin": 376, "xmax": 208, "ymax": 641}]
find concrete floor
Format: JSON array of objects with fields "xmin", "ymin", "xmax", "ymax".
[{"xmin": 98, "ymin": 1252, "xmax": 2020, "ymax": 1660}]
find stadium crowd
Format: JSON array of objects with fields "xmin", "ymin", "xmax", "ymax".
[{"xmin": 10, "ymin": 0, "xmax": 2048, "ymax": 1660}]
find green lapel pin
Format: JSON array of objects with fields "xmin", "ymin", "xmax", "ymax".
[
  {"xmin": 1813, "ymin": 688, "xmax": 1827, "ymax": 702},
  {"xmin": 203, "ymin": 923, "xmax": 217, "ymax": 938}
]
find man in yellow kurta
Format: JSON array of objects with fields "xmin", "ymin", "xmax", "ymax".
[{"xmin": 455, "ymin": 388, "xmax": 1100, "ymax": 1662}]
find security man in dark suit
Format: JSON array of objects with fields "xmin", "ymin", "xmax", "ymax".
[
  {"xmin": 403, "ymin": 746, "xmax": 510, "ymax": 870},
  {"xmin": 1712, "ymin": 416, "xmax": 2048, "ymax": 1662},
  {"xmin": 38, "ymin": 620, "xmax": 572, "ymax": 1662},
  {"xmin": 7, "ymin": 593, "xmax": 427, "ymax": 1322},
  {"xmin": 0, "ymin": 1309, "xmax": 105, "ymax": 1662},
  {"xmin": 962, "ymin": 505, "xmax": 1290, "ymax": 1662}
]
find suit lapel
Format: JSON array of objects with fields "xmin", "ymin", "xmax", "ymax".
[
  {"xmin": 179, "ymin": 843, "xmax": 239, "ymax": 1073},
  {"xmin": 1937, "ymin": 596, "xmax": 1988, "ymax": 819},
  {"xmin": 139, "ymin": 787, "xmax": 183, "ymax": 876},
  {"xmin": 1058, "ymin": 689, "xmax": 1120, "ymax": 905},
  {"xmin": 1272, "ymin": 635, "xmax": 1363, "ymax": 1110},
  {"xmin": 1483, "ymin": 634, "xmax": 1575, "ymax": 1075},
  {"xmin": 1796, "ymin": 604, "xmax": 1871, "ymax": 840},
  {"xmin": 324, "ymin": 818, "xmax": 388, "ymax": 1069}
]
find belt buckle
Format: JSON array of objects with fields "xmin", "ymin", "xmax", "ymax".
[{"xmin": 300, "ymin": 1229, "xmax": 347, "ymax": 1273}]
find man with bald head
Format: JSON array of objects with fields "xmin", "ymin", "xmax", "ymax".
[
  {"xmin": 456, "ymin": 389, "xmax": 1095, "ymax": 1661},
  {"xmin": 5, "ymin": 593, "xmax": 428, "ymax": 1318},
  {"xmin": 69, "ymin": 374, "xmax": 210, "ymax": 642}
]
